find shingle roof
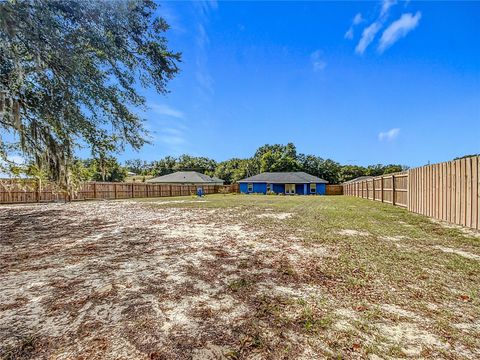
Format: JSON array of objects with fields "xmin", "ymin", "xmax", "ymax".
[
  {"xmin": 343, "ymin": 176, "xmax": 373, "ymax": 184},
  {"xmin": 146, "ymin": 171, "xmax": 224, "ymax": 184},
  {"xmin": 238, "ymin": 172, "xmax": 328, "ymax": 184},
  {"xmin": 210, "ymin": 176, "xmax": 225, "ymax": 183}
]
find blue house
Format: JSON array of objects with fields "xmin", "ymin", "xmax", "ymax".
[{"xmin": 238, "ymin": 172, "xmax": 328, "ymax": 195}]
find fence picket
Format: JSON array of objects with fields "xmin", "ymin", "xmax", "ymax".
[{"xmin": 344, "ymin": 156, "xmax": 480, "ymax": 230}]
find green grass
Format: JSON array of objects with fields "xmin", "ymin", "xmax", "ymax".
[{"xmin": 130, "ymin": 194, "xmax": 480, "ymax": 358}]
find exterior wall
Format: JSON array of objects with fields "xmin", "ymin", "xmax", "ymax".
[
  {"xmin": 240, "ymin": 182, "xmax": 326, "ymax": 195},
  {"xmin": 272, "ymin": 184, "xmax": 284, "ymax": 194},
  {"xmin": 239, "ymin": 182, "xmax": 267, "ymax": 194},
  {"xmin": 316, "ymin": 183, "xmax": 326, "ymax": 195},
  {"xmin": 295, "ymin": 184, "xmax": 305, "ymax": 195}
]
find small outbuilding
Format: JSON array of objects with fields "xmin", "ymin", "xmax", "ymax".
[
  {"xmin": 146, "ymin": 171, "xmax": 224, "ymax": 186},
  {"xmin": 238, "ymin": 172, "xmax": 328, "ymax": 195}
]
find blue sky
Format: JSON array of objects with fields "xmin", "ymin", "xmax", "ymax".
[{"xmin": 129, "ymin": 0, "xmax": 479, "ymax": 167}]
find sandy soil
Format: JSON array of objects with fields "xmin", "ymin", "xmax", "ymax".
[
  {"xmin": 0, "ymin": 201, "xmax": 327, "ymax": 359},
  {"xmin": 1, "ymin": 199, "xmax": 479, "ymax": 359}
]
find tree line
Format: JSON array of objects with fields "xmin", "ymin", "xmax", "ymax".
[{"xmin": 122, "ymin": 143, "xmax": 407, "ymax": 184}]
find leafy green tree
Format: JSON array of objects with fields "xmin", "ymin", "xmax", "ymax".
[
  {"xmin": 125, "ymin": 159, "xmax": 150, "ymax": 175},
  {"xmin": 0, "ymin": 0, "xmax": 180, "ymax": 185},
  {"xmin": 174, "ymin": 155, "xmax": 217, "ymax": 175},
  {"xmin": 151, "ymin": 156, "xmax": 177, "ymax": 177},
  {"xmin": 298, "ymin": 154, "xmax": 341, "ymax": 184},
  {"xmin": 338, "ymin": 165, "xmax": 368, "ymax": 183},
  {"xmin": 454, "ymin": 154, "xmax": 480, "ymax": 160},
  {"xmin": 382, "ymin": 164, "xmax": 406, "ymax": 174},
  {"xmin": 253, "ymin": 143, "xmax": 300, "ymax": 173},
  {"xmin": 214, "ymin": 158, "xmax": 254, "ymax": 184},
  {"xmin": 83, "ymin": 157, "xmax": 127, "ymax": 182}
]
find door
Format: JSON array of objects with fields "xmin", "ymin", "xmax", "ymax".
[{"xmin": 285, "ymin": 184, "xmax": 295, "ymax": 195}]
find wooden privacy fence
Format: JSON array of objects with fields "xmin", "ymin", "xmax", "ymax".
[
  {"xmin": 344, "ymin": 172, "xmax": 408, "ymax": 207},
  {"xmin": 0, "ymin": 181, "xmax": 240, "ymax": 204},
  {"xmin": 344, "ymin": 156, "xmax": 480, "ymax": 230},
  {"xmin": 326, "ymin": 184, "xmax": 343, "ymax": 195}
]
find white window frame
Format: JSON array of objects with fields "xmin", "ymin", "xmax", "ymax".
[
  {"xmin": 247, "ymin": 183, "xmax": 253, "ymax": 193},
  {"xmin": 310, "ymin": 183, "xmax": 316, "ymax": 194},
  {"xmin": 285, "ymin": 184, "xmax": 295, "ymax": 195}
]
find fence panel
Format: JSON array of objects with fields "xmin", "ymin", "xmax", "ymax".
[
  {"xmin": 326, "ymin": 185, "xmax": 343, "ymax": 195},
  {"xmin": 0, "ymin": 180, "xmax": 242, "ymax": 204},
  {"xmin": 344, "ymin": 156, "xmax": 480, "ymax": 230}
]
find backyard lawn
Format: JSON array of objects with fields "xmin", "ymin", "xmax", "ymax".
[{"xmin": 0, "ymin": 195, "xmax": 479, "ymax": 359}]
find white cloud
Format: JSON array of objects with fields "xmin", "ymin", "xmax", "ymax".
[
  {"xmin": 153, "ymin": 124, "xmax": 190, "ymax": 154},
  {"xmin": 380, "ymin": 0, "xmax": 397, "ymax": 17},
  {"xmin": 150, "ymin": 104, "xmax": 184, "ymax": 119},
  {"xmin": 344, "ymin": 28, "xmax": 354, "ymax": 40},
  {"xmin": 193, "ymin": 4, "xmax": 217, "ymax": 101},
  {"xmin": 344, "ymin": 13, "xmax": 363, "ymax": 40},
  {"xmin": 310, "ymin": 50, "xmax": 327, "ymax": 72},
  {"xmin": 355, "ymin": 22, "xmax": 382, "ymax": 55},
  {"xmin": 158, "ymin": 134, "xmax": 186, "ymax": 146},
  {"xmin": 378, "ymin": 128, "xmax": 400, "ymax": 141},
  {"xmin": 378, "ymin": 12, "xmax": 422, "ymax": 52},
  {"xmin": 353, "ymin": 13, "xmax": 364, "ymax": 25}
]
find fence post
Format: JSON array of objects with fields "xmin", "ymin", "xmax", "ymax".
[
  {"xmin": 131, "ymin": 183, "xmax": 134, "ymax": 198},
  {"xmin": 146, "ymin": 184, "xmax": 149, "ymax": 198},
  {"xmin": 93, "ymin": 182, "xmax": 97, "ymax": 199},
  {"xmin": 35, "ymin": 180, "xmax": 40, "ymax": 202},
  {"xmin": 380, "ymin": 177, "xmax": 384, "ymax": 202},
  {"xmin": 372, "ymin": 179, "xmax": 376, "ymax": 201},
  {"xmin": 392, "ymin": 175, "xmax": 396, "ymax": 206},
  {"xmin": 114, "ymin": 183, "xmax": 117, "ymax": 199}
]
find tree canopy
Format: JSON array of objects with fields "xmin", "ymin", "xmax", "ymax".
[
  {"xmin": 122, "ymin": 143, "xmax": 407, "ymax": 184},
  {"xmin": 0, "ymin": 0, "xmax": 180, "ymax": 186}
]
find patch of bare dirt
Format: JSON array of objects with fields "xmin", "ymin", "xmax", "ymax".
[
  {"xmin": 337, "ymin": 229, "xmax": 370, "ymax": 237},
  {"xmin": 430, "ymin": 218, "xmax": 480, "ymax": 238},
  {"xmin": 433, "ymin": 245, "xmax": 480, "ymax": 261},
  {"xmin": 377, "ymin": 322, "xmax": 447, "ymax": 357},
  {"xmin": 256, "ymin": 212, "xmax": 293, "ymax": 220},
  {"xmin": 0, "ymin": 201, "xmax": 326, "ymax": 359},
  {"xmin": 379, "ymin": 235, "xmax": 408, "ymax": 242}
]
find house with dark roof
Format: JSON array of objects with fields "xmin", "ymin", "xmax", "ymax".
[
  {"xmin": 146, "ymin": 171, "xmax": 224, "ymax": 186},
  {"xmin": 238, "ymin": 172, "xmax": 328, "ymax": 195}
]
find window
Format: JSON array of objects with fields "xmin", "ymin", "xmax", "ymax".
[
  {"xmin": 285, "ymin": 184, "xmax": 295, "ymax": 194},
  {"xmin": 248, "ymin": 183, "xmax": 253, "ymax": 192},
  {"xmin": 310, "ymin": 183, "xmax": 316, "ymax": 194},
  {"xmin": 267, "ymin": 183, "xmax": 273, "ymax": 192}
]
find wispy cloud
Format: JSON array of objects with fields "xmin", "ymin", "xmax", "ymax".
[
  {"xmin": 146, "ymin": 103, "xmax": 189, "ymax": 153},
  {"xmin": 351, "ymin": 0, "xmax": 405, "ymax": 54},
  {"xmin": 149, "ymin": 121, "xmax": 190, "ymax": 155},
  {"xmin": 344, "ymin": 28, "xmax": 354, "ymax": 40},
  {"xmin": 378, "ymin": 128, "xmax": 400, "ymax": 141},
  {"xmin": 150, "ymin": 104, "xmax": 184, "ymax": 119},
  {"xmin": 310, "ymin": 50, "xmax": 327, "ymax": 72},
  {"xmin": 355, "ymin": 22, "xmax": 382, "ymax": 55},
  {"xmin": 378, "ymin": 12, "xmax": 422, "ymax": 52},
  {"xmin": 353, "ymin": 13, "xmax": 364, "ymax": 25},
  {"xmin": 193, "ymin": 1, "xmax": 218, "ymax": 101},
  {"xmin": 158, "ymin": 128, "xmax": 187, "ymax": 146},
  {"xmin": 380, "ymin": 0, "xmax": 397, "ymax": 17},
  {"xmin": 160, "ymin": 3, "xmax": 186, "ymax": 34},
  {"xmin": 344, "ymin": 13, "xmax": 364, "ymax": 40}
]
